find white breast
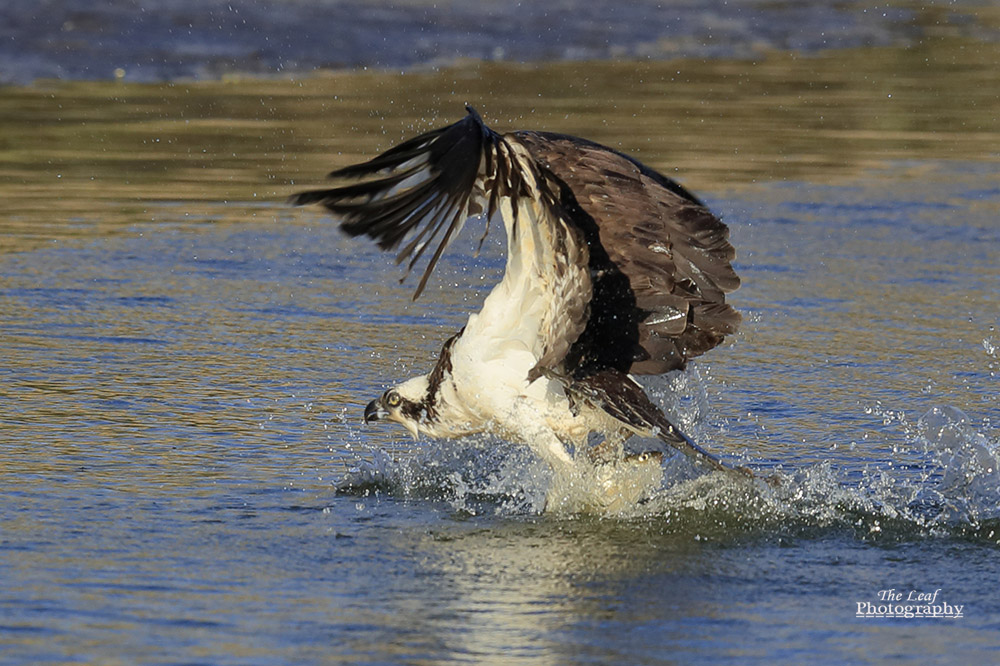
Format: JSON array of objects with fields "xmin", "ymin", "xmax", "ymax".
[{"xmin": 442, "ymin": 193, "xmax": 593, "ymax": 445}]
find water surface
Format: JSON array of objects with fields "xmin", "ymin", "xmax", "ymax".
[
  {"xmin": 5, "ymin": 0, "xmax": 997, "ymax": 84},
  {"xmin": 2, "ymin": 36, "xmax": 1000, "ymax": 664}
]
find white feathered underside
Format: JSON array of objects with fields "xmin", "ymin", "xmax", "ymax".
[{"xmin": 433, "ymin": 141, "xmax": 594, "ymax": 450}]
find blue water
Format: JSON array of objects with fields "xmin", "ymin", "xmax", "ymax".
[
  {"xmin": 2, "ymin": 0, "xmax": 991, "ymax": 84},
  {"xmin": 2, "ymin": 159, "xmax": 998, "ymax": 663},
  {"xmin": 2, "ymin": 2, "xmax": 1000, "ymax": 661}
]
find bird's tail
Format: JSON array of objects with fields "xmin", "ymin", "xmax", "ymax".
[{"xmin": 556, "ymin": 368, "xmax": 751, "ymax": 477}]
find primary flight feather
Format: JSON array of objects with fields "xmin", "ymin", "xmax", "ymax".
[{"xmin": 291, "ymin": 106, "xmax": 745, "ymax": 511}]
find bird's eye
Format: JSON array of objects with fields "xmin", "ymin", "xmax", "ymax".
[{"xmin": 385, "ymin": 391, "xmax": 402, "ymax": 408}]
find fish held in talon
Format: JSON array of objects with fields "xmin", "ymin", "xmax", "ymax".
[{"xmin": 291, "ymin": 106, "xmax": 749, "ymax": 512}]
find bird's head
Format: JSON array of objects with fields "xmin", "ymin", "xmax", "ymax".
[{"xmin": 363, "ymin": 375, "xmax": 431, "ymax": 438}]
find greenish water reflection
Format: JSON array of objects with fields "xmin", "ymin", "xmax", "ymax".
[
  {"xmin": 1, "ymin": 37, "xmax": 997, "ymax": 254},
  {"xmin": 1, "ymin": 35, "xmax": 999, "ymax": 666}
]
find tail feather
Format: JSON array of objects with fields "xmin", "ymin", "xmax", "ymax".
[{"xmin": 560, "ymin": 368, "xmax": 742, "ymax": 475}]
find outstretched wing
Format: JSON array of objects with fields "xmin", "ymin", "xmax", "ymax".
[
  {"xmin": 292, "ymin": 108, "xmax": 746, "ymax": 473},
  {"xmin": 515, "ymin": 131, "xmax": 741, "ymax": 375},
  {"xmin": 291, "ymin": 108, "xmax": 740, "ymax": 379},
  {"xmin": 289, "ymin": 106, "xmax": 531, "ymax": 299}
]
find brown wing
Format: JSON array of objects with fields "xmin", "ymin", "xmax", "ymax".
[
  {"xmin": 290, "ymin": 109, "xmax": 598, "ymax": 375},
  {"xmin": 514, "ymin": 131, "xmax": 741, "ymax": 376},
  {"xmin": 290, "ymin": 109, "xmax": 739, "ymax": 377}
]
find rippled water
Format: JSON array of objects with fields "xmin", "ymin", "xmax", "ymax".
[
  {"xmin": 2, "ymin": 34, "xmax": 1000, "ymax": 664},
  {"xmin": 6, "ymin": 0, "xmax": 997, "ymax": 84}
]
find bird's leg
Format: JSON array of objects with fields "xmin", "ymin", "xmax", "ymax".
[
  {"xmin": 504, "ymin": 399, "xmax": 673, "ymax": 513},
  {"xmin": 506, "ymin": 398, "xmax": 575, "ymax": 472}
]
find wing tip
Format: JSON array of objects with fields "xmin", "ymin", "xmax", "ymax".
[
  {"xmin": 290, "ymin": 104, "xmax": 501, "ymax": 300},
  {"xmin": 464, "ymin": 104, "xmax": 484, "ymax": 125},
  {"xmin": 287, "ymin": 190, "xmax": 321, "ymax": 207}
]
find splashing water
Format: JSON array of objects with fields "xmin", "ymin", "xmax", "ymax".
[
  {"xmin": 335, "ymin": 402, "xmax": 1000, "ymax": 542},
  {"xmin": 910, "ymin": 406, "xmax": 1000, "ymax": 525}
]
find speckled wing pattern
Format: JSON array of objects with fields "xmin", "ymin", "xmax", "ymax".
[
  {"xmin": 288, "ymin": 107, "xmax": 593, "ymax": 375},
  {"xmin": 290, "ymin": 107, "xmax": 741, "ymax": 383},
  {"xmin": 514, "ymin": 131, "xmax": 741, "ymax": 376}
]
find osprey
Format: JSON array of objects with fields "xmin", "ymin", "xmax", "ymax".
[{"xmin": 291, "ymin": 107, "xmax": 745, "ymax": 511}]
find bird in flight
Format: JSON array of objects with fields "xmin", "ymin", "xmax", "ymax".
[{"xmin": 291, "ymin": 106, "xmax": 745, "ymax": 511}]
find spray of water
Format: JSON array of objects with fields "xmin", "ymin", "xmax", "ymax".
[
  {"xmin": 332, "ymin": 329, "xmax": 999, "ymax": 548},
  {"xmin": 333, "ymin": 400, "xmax": 998, "ymax": 543}
]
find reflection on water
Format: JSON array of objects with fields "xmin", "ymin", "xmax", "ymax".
[
  {"xmin": 1, "ymin": 36, "xmax": 999, "ymax": 665},
  {"xmin": 2, "ymin": 37, "xmax": 999, "ymax": 254}
]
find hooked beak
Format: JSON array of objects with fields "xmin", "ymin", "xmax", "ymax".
[{"xmin": 364, "ymin": 398, "xmax": 387, "ymax": 424}]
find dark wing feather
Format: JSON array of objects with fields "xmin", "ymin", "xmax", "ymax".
[
  {"xmin": 291, "ymin": 113, "xmax": 739, "ymax": 375},
  {"xmin": 514, "ymin": 131, "xmax": 741, "ymax": 376},
  {"xmin": 560, "ymin": 368, "xmax": 730, "ymax": 472},
  {"xmin": 289, "ymin": 107, "xmax": 525, "ymax": 299}
]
